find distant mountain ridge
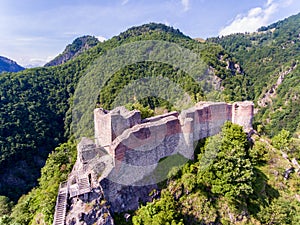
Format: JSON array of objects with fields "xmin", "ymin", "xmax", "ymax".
[
  {"xmin": 0, "ymin": 56, "xmax": 24, "ymax": 73},
  {"xmin": 45, "ymin": 35, "xmax": 99, "ymax": 67}
]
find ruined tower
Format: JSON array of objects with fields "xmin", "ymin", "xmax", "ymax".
[
  {"xmin": 231, "ymin": 101, "xmax": 254, "ymax": 132},
  {"xmin": 94, "ymin": 106, "xmax": 141, "ymax": 151}
]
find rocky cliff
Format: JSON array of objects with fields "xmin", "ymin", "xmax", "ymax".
[{"xmin": 45, "ymin": 36, "xmax": 99, "ymax": 67}]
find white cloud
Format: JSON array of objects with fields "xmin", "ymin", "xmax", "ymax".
[
  {"xmin": 25, "ymin": 59, "xmax": 47, "ymax": 68},
  {"xmin": 96, "ymin": 36, "xmax": 107, "ymax": 42},
  {"xmin": 267, "ymin": 0, "xmax": 274, "ymax": 6},
  {"xmin": 218, "ymin": 0, "xmax": 289, "ymax": 36},
  {"xmin": 164, "ymin": 21, "xmax": 170, "ymax": 26},
  {"xmin": 248, "ymin": 7, "xmax": 263, "ymax": 17},
  {"xmin": 181, "ymin": 0, "xmax": 190, "ymax": 12}
]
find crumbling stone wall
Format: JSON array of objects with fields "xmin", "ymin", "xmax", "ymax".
[
  {"xmin": 88, "ymin": 101, "xmax": 254, "ymax": 212},
  {"xmin": 111, "ymin": 115, "xmax": 181, "ymax": 166},
  {"xmin": 105, "ymin": 102, "xmax": 246, "ymax": 166},
  {"xmin": 179, "ymin": 102, "xmax": 232, "ymax": 140},
  {"xmin": 94, "ymin": 107, "xmax": 141, "ymax": 150}
]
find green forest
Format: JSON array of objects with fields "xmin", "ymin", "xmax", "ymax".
[
  {"xmin": 0, "ymin": 14, "xmax": 300, "ymax": 224},
  {"xmin": 0, "ymin": 23, "xmax": 247, "ymax": 201},
  {"xmin": 208, "ymin": 13, "xmax": 300, "ymax": 137}
]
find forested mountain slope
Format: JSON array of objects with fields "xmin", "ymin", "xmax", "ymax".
[
  {"xmin": 0, "ymin": 23, "xmax": 246, "ymax": 202},
  {"xmin": 1, "ymin": 20, "xmax": 300, "ymax": 225},
  {"xmin": 208, "ymin": 12, "xmax": 300, "ymax": 137}
]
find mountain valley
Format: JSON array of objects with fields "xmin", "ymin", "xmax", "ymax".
[{"xmin": 0, "ymin": 13, "xmax": 300, "ymax": 224}]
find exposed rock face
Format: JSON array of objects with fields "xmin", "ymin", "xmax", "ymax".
[
  {"xmin": 65, "ymin": 188, "xmax": 114, "ymax": 225},
  {"xmin": 54, "ymin": 101, "xmax": 254, "ymax": 223},
  {"xmin": 100, "ymin": 179, "xmax": 156, "ymax": 212},
  {"xmin": 257, "ymin": 64, "xmax": 297, "ymax": 107},
  {"xmin": 45, "ymin": 36, "xmax": 99, "ymax": 67}
]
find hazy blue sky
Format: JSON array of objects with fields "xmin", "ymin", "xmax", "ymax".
[{"xmin": 1, "ymin": 0, "xmax": 300, "ymax": 67}]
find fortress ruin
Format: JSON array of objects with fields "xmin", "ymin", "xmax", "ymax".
[
  {"xmin": 93, "ymin": 101, "xmax": 253, "ymax": 174},
  {"xmin": 53, "ymin": 101, "xmax": 254, "ymax": 225}
]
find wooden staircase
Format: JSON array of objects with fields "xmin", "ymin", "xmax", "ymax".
[
  {"xmin": 78, "ymin": 175, "xmax": 91, "ymax": 195},
  {"xmin": 53, "ymin": 173, "xmax": 91, "ymax": 224},
  {"xmin": 53, "ymin": 182, "xmax": 68, "ymax": 225}
]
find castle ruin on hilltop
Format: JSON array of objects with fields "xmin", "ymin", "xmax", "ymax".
[
  {"xmin": 53, "ymin": 101, "xmax": 254, "ymax": 225},
  {"xmin": 94, "ymin": 101, "xmax": 253, "ymax": 165}
]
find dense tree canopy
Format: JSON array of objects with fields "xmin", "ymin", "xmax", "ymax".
[
  {"xmin": 209, "ymin": 12, "xmax": 300, "ymax": 137},
  {"xmin": 0, "ymin": 23, "xmax": 248, "ymax": 201},
  {"xmin": 2, "ymin": 19, "xmax": 300, "ymax": 224}
]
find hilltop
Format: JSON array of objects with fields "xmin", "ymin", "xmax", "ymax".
[
  {"xmin": 45, "ymin": 35, "xmax": 99, "ymax": 67},
  {"xmin": 0, "ymin": 56, "xmax": 24, "ymax": 73},
  {"xmin": 1, "ymin": 16, "xmax": 300, "ymax": 224}
]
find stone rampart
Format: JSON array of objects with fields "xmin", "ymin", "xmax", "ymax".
[
  {"xmin": 110, "ymin": 115, "xmax": 181, "ymax": 167},
  {"xmin": 77, "ymin": 137, "xmax": 107, "ymax": 165},
  {"xmin": 101, "ymin": 101, "xmax": 251, "ymax": 167},
  {"xmin": 179, "ymin": 102, "xmax": 232, "ymax": 141},
  {"xmin": 90, "ymin": 101, "xmax": 253, "ymax": 212}
]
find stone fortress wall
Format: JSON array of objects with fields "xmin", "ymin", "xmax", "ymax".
[
  {"xmin": 89, "ymin": 101, "xmax": 254, "ymax": 211},
  {"xmin": 94, "ymin": 101, "xmax": 253, "ymax": 167},
  {"xmin": 53, "ymin": 101, "xmax": 254, "ymax": 225},
  {"xmin": 69, "ymin": 101, "xmax": 254, "ymax": 213}
]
